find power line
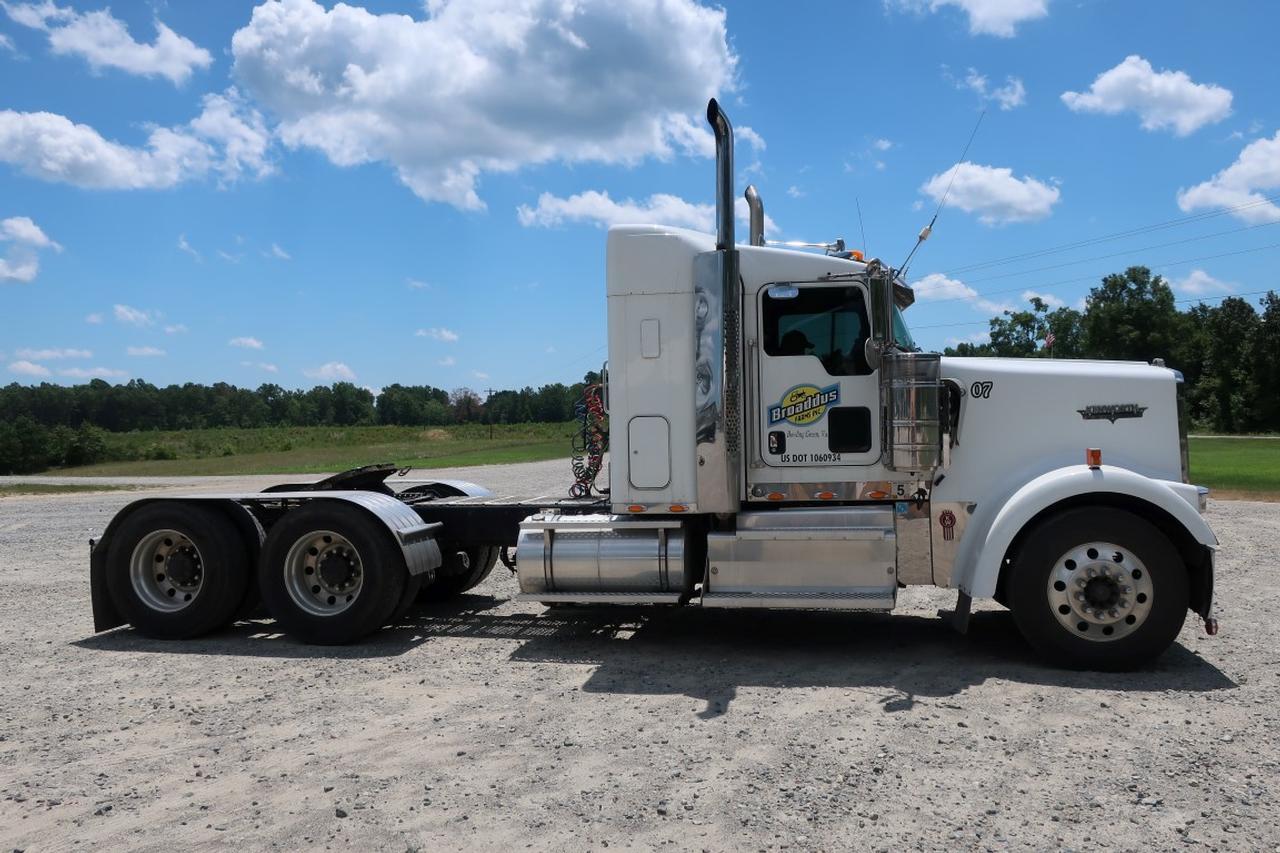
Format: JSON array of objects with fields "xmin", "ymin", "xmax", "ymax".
[
  {"xmin": 912, "ymin": 288, "xmax": 1278, "ymax": 331},
  {"xmin": 919, "ymin": 241, "xmax": 1280, "ymax": 306},
  {"xmin": 938, "ymin": 193, "xmax": 1280, "ymax": 277}
]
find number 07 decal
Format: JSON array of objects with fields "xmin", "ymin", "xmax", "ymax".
[{"xmin": 970, "ymin": 381, "xmax": 994, "ymax": 399}]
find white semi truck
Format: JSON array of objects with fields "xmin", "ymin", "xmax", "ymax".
[{"xmin": 88, "ymin": 100, "xmax": 1218, "ymax": 670}]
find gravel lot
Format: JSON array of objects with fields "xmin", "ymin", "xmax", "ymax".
[{"xmin": 1, "ymin": 461, "xmax": 1277, "ymax": 851}]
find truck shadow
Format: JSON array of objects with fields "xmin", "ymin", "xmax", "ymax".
[{"xmin": 79, "ymin": 598, "xmax": 1234, "ymax": 716}]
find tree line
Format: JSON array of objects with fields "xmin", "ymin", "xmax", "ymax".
[
  {"xmin": 943, "ymin": 266, "xmax": 1280, "ymax": 435},
  {"xmin": 0, "ymin": 373, "xmax": 601, "ymax": 474}
]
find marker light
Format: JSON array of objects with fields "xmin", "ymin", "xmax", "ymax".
[
  {"xmin": 627, "ymin": 504, "xmax": 646, "ymax": 513},
  {"xmin": 767, "ymin": 492, "xmax": 785, "ymax": 501},
  {"xmin": 669, "ymin": 505, "xmax": 688, "ymax": 513},
  {"xmin": 1086, "ymin": 448, "xmax": 1102, "ymax": 469},
  {"xmin": 815, "ymin": 491, "xmax": 836, "ymax": 500}
]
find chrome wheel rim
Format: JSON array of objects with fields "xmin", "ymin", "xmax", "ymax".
[
  {"xmin": 1047, "ymin": 541, "xmax": 1154, "ymax": 642},
  {"xmin": 282, "ymin": 530, "xmax": 363, "ymax": 617},
  {"xmin": 130, "ymin": 529, "xmax": 204, "ymax": 613}
]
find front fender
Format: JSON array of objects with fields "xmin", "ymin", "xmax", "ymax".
[{"xmin": 957, "ymin": 465, "xmax": 1218, "ymax": 599}]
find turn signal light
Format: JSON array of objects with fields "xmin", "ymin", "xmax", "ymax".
[
  {"xmin": 1086, "ymin": 448, "xmax": 1102, "ymax": 469},
  {"xmin": 669, "ymin": 504, "xmax": 688, "ymax": 513},
  {"xmin": 815, "ymin": 491, "xmax": 836, "ymax": 500},
  {"xmin": 627, "ymin": 504, "xmax": 646, "ymax": 513},
  {"xmin": 767, "ymin": 492, "xmax": 785, "ymax": 501}
]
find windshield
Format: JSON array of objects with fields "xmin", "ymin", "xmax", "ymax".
[{"xmin": 892, "ymin": 305, "xmax": 918, "ymax": 351}]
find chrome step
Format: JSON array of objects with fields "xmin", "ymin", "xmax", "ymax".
[
  {"xmin": 514, "ymin": 591, "xmax": 683, "ymax": 605},
  {"xmin": 700, "ymin": 589, "xmax": 895, "ymax": 610}
]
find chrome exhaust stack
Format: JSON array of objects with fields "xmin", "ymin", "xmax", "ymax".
[
  {"xmin": 708, "ymin": 98, "xmax": 735, "ymax": 250},
  {"xmin": 744, "ymin": 184, "xmax": 764, "ymax": 246},
  {"xmin": 693, "ymin": 98, "xmax": 742, "ymax": 514}
]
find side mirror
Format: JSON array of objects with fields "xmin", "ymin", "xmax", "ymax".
[
  {"xmin": 766, "ymin": 283, "xmax": 799, "ymax": 300},
  {"xmin": 864, "ymin": 337, "xmax": 881, "ymax": 372}
]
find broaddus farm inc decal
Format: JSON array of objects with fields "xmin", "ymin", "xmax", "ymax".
[{"xmin": 769, "ymin": 383, "xmax": 840, "ymax": 426}]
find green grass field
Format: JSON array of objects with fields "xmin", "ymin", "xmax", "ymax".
[
  {"xmin": 1188, "ymin": 436, "xmax": 1280, "ymax": 500},
  {"xmin": 36, "ymin": 425, "xmax": 1280, "ymax": 500},
  {"xmin": 55, "ymin": 422, "xmax": 576, "ymax": 477}
]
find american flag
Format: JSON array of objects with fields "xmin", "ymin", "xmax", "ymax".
[{"xmin": 1044, "ymin": 331, "xmax": 1056, "ymax": 349}]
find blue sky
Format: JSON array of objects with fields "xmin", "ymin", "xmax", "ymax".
[{"xmin": 1, "ymin": 0, "xmax": 1278, "ymax": 392}]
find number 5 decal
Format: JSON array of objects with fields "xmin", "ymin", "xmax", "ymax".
[{"xmin": 970, "ymin": 381, "xmax": 993, "ymax": 399}]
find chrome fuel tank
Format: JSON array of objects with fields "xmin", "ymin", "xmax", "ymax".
[{"xmin": 516, "ymin": 514, "xmax": 686, "ymax": 596}]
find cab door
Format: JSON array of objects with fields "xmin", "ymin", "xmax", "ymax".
[{"xmin": 754, "ymin": 281, "xmax": 880, "ymax": 469}]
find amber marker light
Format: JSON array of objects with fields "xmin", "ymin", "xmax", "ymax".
[
  {"xmin": 767, "ymin": 492, "xmax": 785, "ymax": 501},
  {"xmin": 627, "ymin": 504, "xmax": 646, "ymax": 513},
  {"xmin": 1086, "ymin": 448, "xmax": 1102, "ymax": 469},
  {"xmin": 816, "ymin": 491, "xmax": 836, "ymax": 500},
  {"xmin": 669, "ymin": 505, "xmax": 688, "ymax": 513}
]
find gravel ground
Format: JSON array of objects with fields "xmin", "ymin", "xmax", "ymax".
[{"xmin": 0, "ymin": 462, "xmax": 1276, "ymax": 851}]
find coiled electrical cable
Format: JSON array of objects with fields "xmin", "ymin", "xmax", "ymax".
[{"xmin": 569, "ymin": 384, "xmax": 608, "ymax": 498}]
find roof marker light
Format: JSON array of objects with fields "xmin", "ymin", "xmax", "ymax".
[{"xmin": 1086, "ymin": 448, "xmax": 1102, "ymax": 469}]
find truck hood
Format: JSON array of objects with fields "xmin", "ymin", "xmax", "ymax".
[{"xmin": 935, "ymin": 356, "xmax": 1183, "ymax": 489}]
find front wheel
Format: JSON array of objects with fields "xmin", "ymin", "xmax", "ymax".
[{"xmin": 1008, "ymin": 507, "xmax": 1188, "ymax": 671}]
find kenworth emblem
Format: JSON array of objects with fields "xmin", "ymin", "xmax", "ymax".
[
  {"xmin": 769, "ymin": 383, "xmax": 840, "ymax": 426},
  {"xmin": 1077, "ymin": 403, "xmax": 1148, "ymax": 423}
]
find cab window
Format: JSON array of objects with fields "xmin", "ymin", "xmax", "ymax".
[{"xmin": 762, "ymin": 285, "xmax": 873, "ymax": 376}]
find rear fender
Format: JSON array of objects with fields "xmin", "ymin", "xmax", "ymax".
[{"xmin": 957, "ymin": 465, "xmax": 1217, "ymax": 600}]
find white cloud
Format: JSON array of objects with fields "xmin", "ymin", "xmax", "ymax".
[
  {"xmin": 920, "ymin": 162, "xmax": 1060, "ymax": 225},
  {"xmin": 177, "ymin": 233, "xmax": 201, "ymax": 261},
  {"xmin": 217, "ymin": 250, "xmax": 242, "ymax": 264},
  {"xmin": 229, "ymin": 336, "xmax": 264, "ymax": 350},
  {"xmin": 1, "ymin": 215, "xmax": 61, "ymax": 250},
  {"xmin": 1171, "ymin": 269, "xmax": 1236, "ymax": 296},
  {"xmin": 0, "ymin": 88, "xmax": 272, "ymax": 190},
  {"xmin": 945, "ymin": 331, "xmax": 991, "ymax": 347},
  {"xmin": 14, "ymin": 347, "xmax": 90, "ymax": 359},
  {"xmin": 0, "ymin": 215, "xmax": 60, "ymax": 283},
  {"xmin": 873, "ymin": 138, "xmax": 894, "ymax": 151},
  {"xmin": 85, "ymin": 312, "xmax": 103, "ymax": 324},
  {"xmin": 786, "ymin": 185, "xmax": 804, "ymax": 199},
  {"xmin": 1176, "ymin": 131, "xmax": 1280, "ymax": 224},
  {"xmin": 3, "ymin": 1, "xmax": 212, "ymax": 84},
  {"xmin": 472, "ymin": 370, "xmax": 490, "ymax": 381},
  {"xmin": 126, "ymin": 346, "xmax": 165, "ymax": 357},
  {"xmin": 913, "ymin": 272, "xmax": 1012, "ymax": 314},
  {"xmin": 230, "ymin": 0, "xmax": 738, "ymax": 209},
  {"xmin": 406, "ymin": 278, "xmax": 431, "ymax": 290},
  {"xmin": 164, "ymin": 323, "xmax": 187, "ymax": 335},
  {"xmin": 517, "ymin": 190, "xmax": 779, "ymax": 235},
  {"xmin": 1021, "ymin": 289, "xmax": 1064, "ymax": 308},
  {"xmin": 417, "ymin": 327, "xmax": 459, "ymax": 343},
  {"xmin": 113, "ymin": 303, "xmax": 154, "ymax": 326},
  {"xmin": 437, "ymin": 356, "xmax": 456, "ymax": 367},
  {"xmin": 888, "ymin": 0, "xmax": 1048, "ymax": 37},
  {"xmin": 241, "ymin": 360, "xmax": 278, "ymax": 372},
  {"xmin": 59, "ymin": 366, "xmax": 126, "ymax": 378},
  {"xmin": 267, "ymin": 242, "xmax": 290, "ymax": 260},
  {"xmin": 950, "ymin": 67, "xmax": 1026, "ymax": 110},
  {"xmin": 8, "ymin": 359, "xmax": 50, "ymax": 377},
  {"xmin": 1061, "ymin": 55, "xmax": 1232, "ymax": 137},
  {"xmin": 0, "ymin": 32, "xmax": 12, "ymax": 52},
  {"xmin": 304, "ymin": 361, "xmax": 356, "ymax": 381}
]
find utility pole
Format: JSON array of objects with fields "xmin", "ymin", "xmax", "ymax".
[{"xmin": 485, "ymin": 387, "xmax": 496, "ymax": 439}]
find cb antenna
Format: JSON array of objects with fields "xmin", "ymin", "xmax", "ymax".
[
  {"xmin": 897, "ymin": 108, "xmax": 986, "ymax": 281},
  {"xmin": 856, "ymin": 197, "xmax": 868, "ymax": 256}
]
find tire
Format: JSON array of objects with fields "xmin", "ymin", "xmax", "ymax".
[
  {"xmin": 390, "ymin": 572, "xmax": 425, "ymax": 625},
  {"xmin": 1008, "ymin": 506, "xmax": 1188, "ymax": 671},
  {"xmin": 258, "ymin": 502, "xmax": 407, "ymax": 644},
  {"xmin": 418, "ymin": 546, "xmax": 498, "ymax": 602},
  {"xmin": 105, "ymin": 503, "xmax": 251, "ymax": 640}
]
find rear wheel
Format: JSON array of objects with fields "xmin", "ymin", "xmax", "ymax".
[
  {"xmin": 105, "ymin": 503, "xmax": 250, "ymax": 639},
  {"xmin": 1008, "ymin": 507, "xmax": 1188, "ymax": 670},
  {"xmin": 418, "ymin": 546, "xmax": 498, "ymax": 601},
  {"xmin": 259, "ymin": 503, "xmax": 407, "ymax": 644}
]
